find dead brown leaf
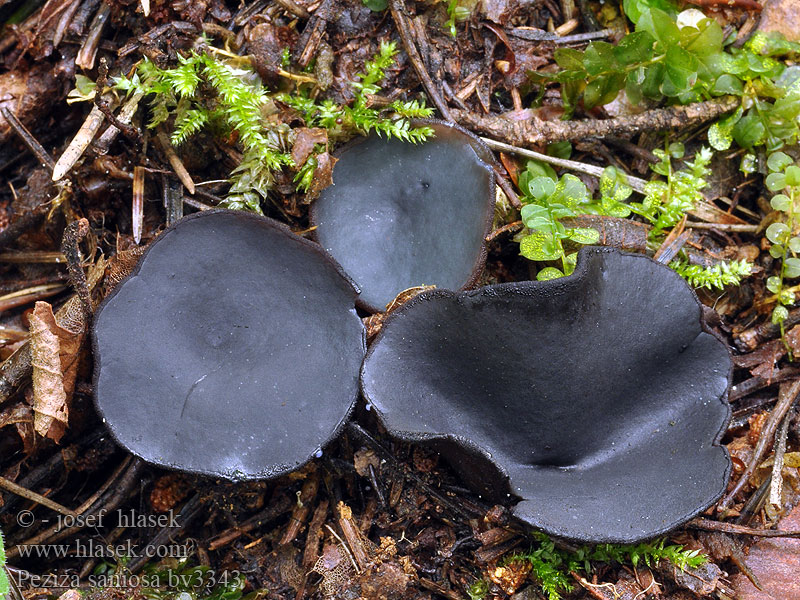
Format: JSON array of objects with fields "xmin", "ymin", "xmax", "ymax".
[
  {"xmin": 291, "ymin": 127, "xmax": 328, "ymax": 167},
  {"xmin": 731, "ymin": 503, "xmax": 800, "ymax": 599},
  {"xmin": 305, "ymin": 152, "xmax": 337, "ymax": 202},
  {"xmin": 29, "ymin": 301, "xmax": 84, "ymax": 442}
]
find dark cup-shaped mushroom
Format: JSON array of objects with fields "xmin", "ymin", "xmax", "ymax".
[
  {"xmin": 361, "ymin": 247, "xmax": 732, "ymax": 543},
  {"xmin": 311, "ymin": 121, "xmax": 495, "ymax": 313},
  {"xmin": 92, "ymin": 210, "xmax": 366, "ymax": 480}
]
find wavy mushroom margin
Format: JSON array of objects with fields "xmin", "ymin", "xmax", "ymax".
[{"xmin": 361, "ymin": 246, "xmax": 732, "ymax": 543}]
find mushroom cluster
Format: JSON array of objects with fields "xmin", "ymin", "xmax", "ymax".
[{"xmin": 93, "ymin": 124, "xmax": 732, "ymax": 542}]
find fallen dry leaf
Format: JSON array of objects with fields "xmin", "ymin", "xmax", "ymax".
[
  {"xmin": 731, "ymin": 503, "xmax": 800, "ymax": 599},
  {"xmin": 29, "ymin": 301, "xmax": 84, "ymax": 442}
]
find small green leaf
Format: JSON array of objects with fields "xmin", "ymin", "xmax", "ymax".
[
  {"xmin": 707, "ymin": 107, "xmax": 742, "ymax": 151},
  {"xmin": 566, "ymin": 227, "xmax": 600, "ymax": 244},
  {"xmin": 584, "ymin": 73, "xmax": 626, "ymax": 108},
  {"xmin": 537, "ymin": 267, "xmax": 564, "ymax": 280},
  {"xmin": 767, "ymin": 222, "xmax": 790, "ymax": 244},
  {"xmin": 767, "ymin": 275, "xmax": 783, "ymax": 294},
  {"xmin": 732, "ymin": 111, "xmax": 766, "ymax": 148},
  {"xmin": 711, "ymin": 74, "xmax": 743, "ymax": 96},
  {"xmin": 785, "ymin": 257, "xmax": 800, "ymax": 278},
  {"xmin": 785, "ymin": 165, "xmax": 800, "ymax": 186},
  {"xmin": 637, "ymin": 8, "xmax": 681, "ymax": 50},
  {"xmin": 520, "ymin": 231, "xmax": 562, "ymax": 261},
  {"xmin": 773, "ymin": 304, "xmax": 789, "ymax": 324},
  {"xmin": 668, "ymin": 142, "xmax": 685, "ymax": 158},
  {"xmin": 766, "ymin": 172, "xmax": 787, "ymax": 192},
  {"xmin": 769, "ymin": 244, "xmax": 785, "ymax": 259},
  {"xmin": 623, "ymin": 0, "xmax": 678, "ymax": 23},
  {"xmin": 665, "ymin": 45, "xmax": 698, "ymax": 91},
  {"xmin": 767, "ymin": 152, "xmax": 793, "ymax": 173},
  {"xmin": 613, "ymin": 31, "xmax": 656, "ymax": 65},
  {"xmin": 771, "ymin": 194, "xmax": 792, "ymax": 212},
  {"xmin": 789, "ymin": 237, "xmax": 800, "ymax": 252},
  {"xmin": 520, "ymin": 204, "xmax": 553, "ymax": 230},
  {"xmin": 547, "ymin": 141, "xmax": 572, "ymax": 159},
  {"xmin": 583, "ymin": 42, "xmax": 620, "ymax": 76},
  {"xmin": 554, "ymin": 48, "xmax": 586, "ymax": 71},
  {"xmin": 530, "ymin": 176, "xmax": 557, "ymax": 199},
  {"xmin": 362, "ymin": 0, "xmax": 389, "ymax": 13}
]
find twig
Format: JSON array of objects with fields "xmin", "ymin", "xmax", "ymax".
[
  {"xmin": 0, "ymin": 475, "xmax": 78, "ymax": 517},
  {"xmin": 493, "ymin": 167, "xmax": 521, "ymax": 209},
  {"xmin": 75, "ymin": 2, "xmax": 110, "ymax": 70},
  {"xmin": 206, "ymin": 494, "xmax": 293, "ymax": 551},
  {"xmin": 93, "ymin": 59, "xmax": 141, "ymax": 143},
  {"xmin": 481, "ymin": 136, "xmax": 648, "ymax": 193},
  {"xmin": 508, "ymin": 27, "xmax": 613, "ymax": 44},
  {"xmin": 486, "ymin": 220, "xmax": 523, "ymax": 242},
  {"xmin": 388, "ymin": 0, "xmax": 451, "ymax": 121},
  {"xmin": 60, "ymin": 218, "xmax": 91, "ymax": 315},
  {"xmin": 127, "ymin": 494, "xmax": 204, "ymax": 573},
  {"xmin": 6, "ymin": 457, "xmax": 144, "ymax": 559},
  {"xmin": 156, "ymin": 132, "xmax": 195, "ymax": 194},
  {"xmin": 52, "ymin": 103, "xmax": 109, "ymax": 181},
  {"xmin": 768, "ymin": 408, "xmax": 793, "ymax": 511},
  {"xmin": 451, "ymin": 96, "xmax": 739, "ymax": 146},
  {"xmin": 685, "ymin": 221, "xmax": 760, "ymax": 232},
  {"xmin": 689, "ymin": 517, "xmax": 800, "ymax": 537},
  {"xmin": 718, "ymin": 378, "xmax": 800, "ymax": 514},
  {"xmin": 0, "ymin": 107, "xmax": 55, "ymax": 169}
]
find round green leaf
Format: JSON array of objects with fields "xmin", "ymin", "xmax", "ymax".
[
  {"xmin": 789, "ymin": 237, "xmax": 800, "ymax": 252},
  {"xmin": 785, "ymin": 257, "xmax": 800, "ymax": 278},
  {"xmin": 770, "ymin": 244, "xmax": 785, "ymax": 259},
  {"xmin": 520, "ymin": 230, "xmax": 562, "ymax": 261},
  {"xmin": 529, "ymin": 176, "xmax": 556, "ymax": 199},
  {"xmin": 766, "ymin": 172, "xmax": 787, "ymax": 192},
  {"xmin": 773, "ymin": 304, "xmax": 789, "ymax": 325},
  {"xmin": 711, "ymin": 74, "xmax": 743, "ymax": 95},
  {"xmin": 766, "ymin": 275, "xmax": 782, "ymax": 294},
  {"xmin": 767, "ymin": 222, "xmax": 790, "ymax": 244},
  {"xmin": 767, "ymin": 151, "xmax": 793, "ymax": 173},
  {"xmin": 566, "ymin": 227, "xmax": 601, "ymax": 245},
  {"xmin": 536, "ymin": 267, "xmax": 564, "ymax": 281},
  {"xmin": 771, "ymin": 194, "xmax": 792, "ymax": 212},
  {"xmin": 785, "ymin": 165, "xmax": 800, "ymax": 187}
]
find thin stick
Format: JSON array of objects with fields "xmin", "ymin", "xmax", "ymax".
[
  {"xmin": 481, "ymin": 136, "xmax": 648, "ymax": 193},
  {"xmin": 718, "ymin": 378, "xmax": 800, "ymax": 514},
  {"xmin": 685, "ymin": 221, "xmax": 760, "ymax": 232},
  {"xmin": 768, "ymin": 409, "xmax": 792, "ymax": 510},
  {"xmin": 52, "ymin": 103, "xmax": 109, "ymax": 181},
  {"xmin": 0, "ymin": 107, "xmax": 55, "ymax": 169},
  {"xmin": 486, "ymin": 220, "xmax": 523, "ymax": 242},
  {"xmin": 388, "ymin": 0, "xmax": 451, "ymax": 121},
  {"xmin": 689, "ymin": 517, "xmax": 800, "ymax": 538},
  {"xmin": 156, "ymin": 132, "xmax": 195, "ymax": 194},
  {"xmin": 0, "ymin": 475, "xmax": 77, "ymax": 517}
]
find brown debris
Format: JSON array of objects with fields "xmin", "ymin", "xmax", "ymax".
[
  {"xmin": 0, "ymin": 61, "xmax": 61, "ymax": 144},
  {"xmin": 732, "ymin": 503, "xmax": 800, "ymax": 599},
  {"xmin": 29, "ymin": 301, "xmax": 83, "ymax": 442}
]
